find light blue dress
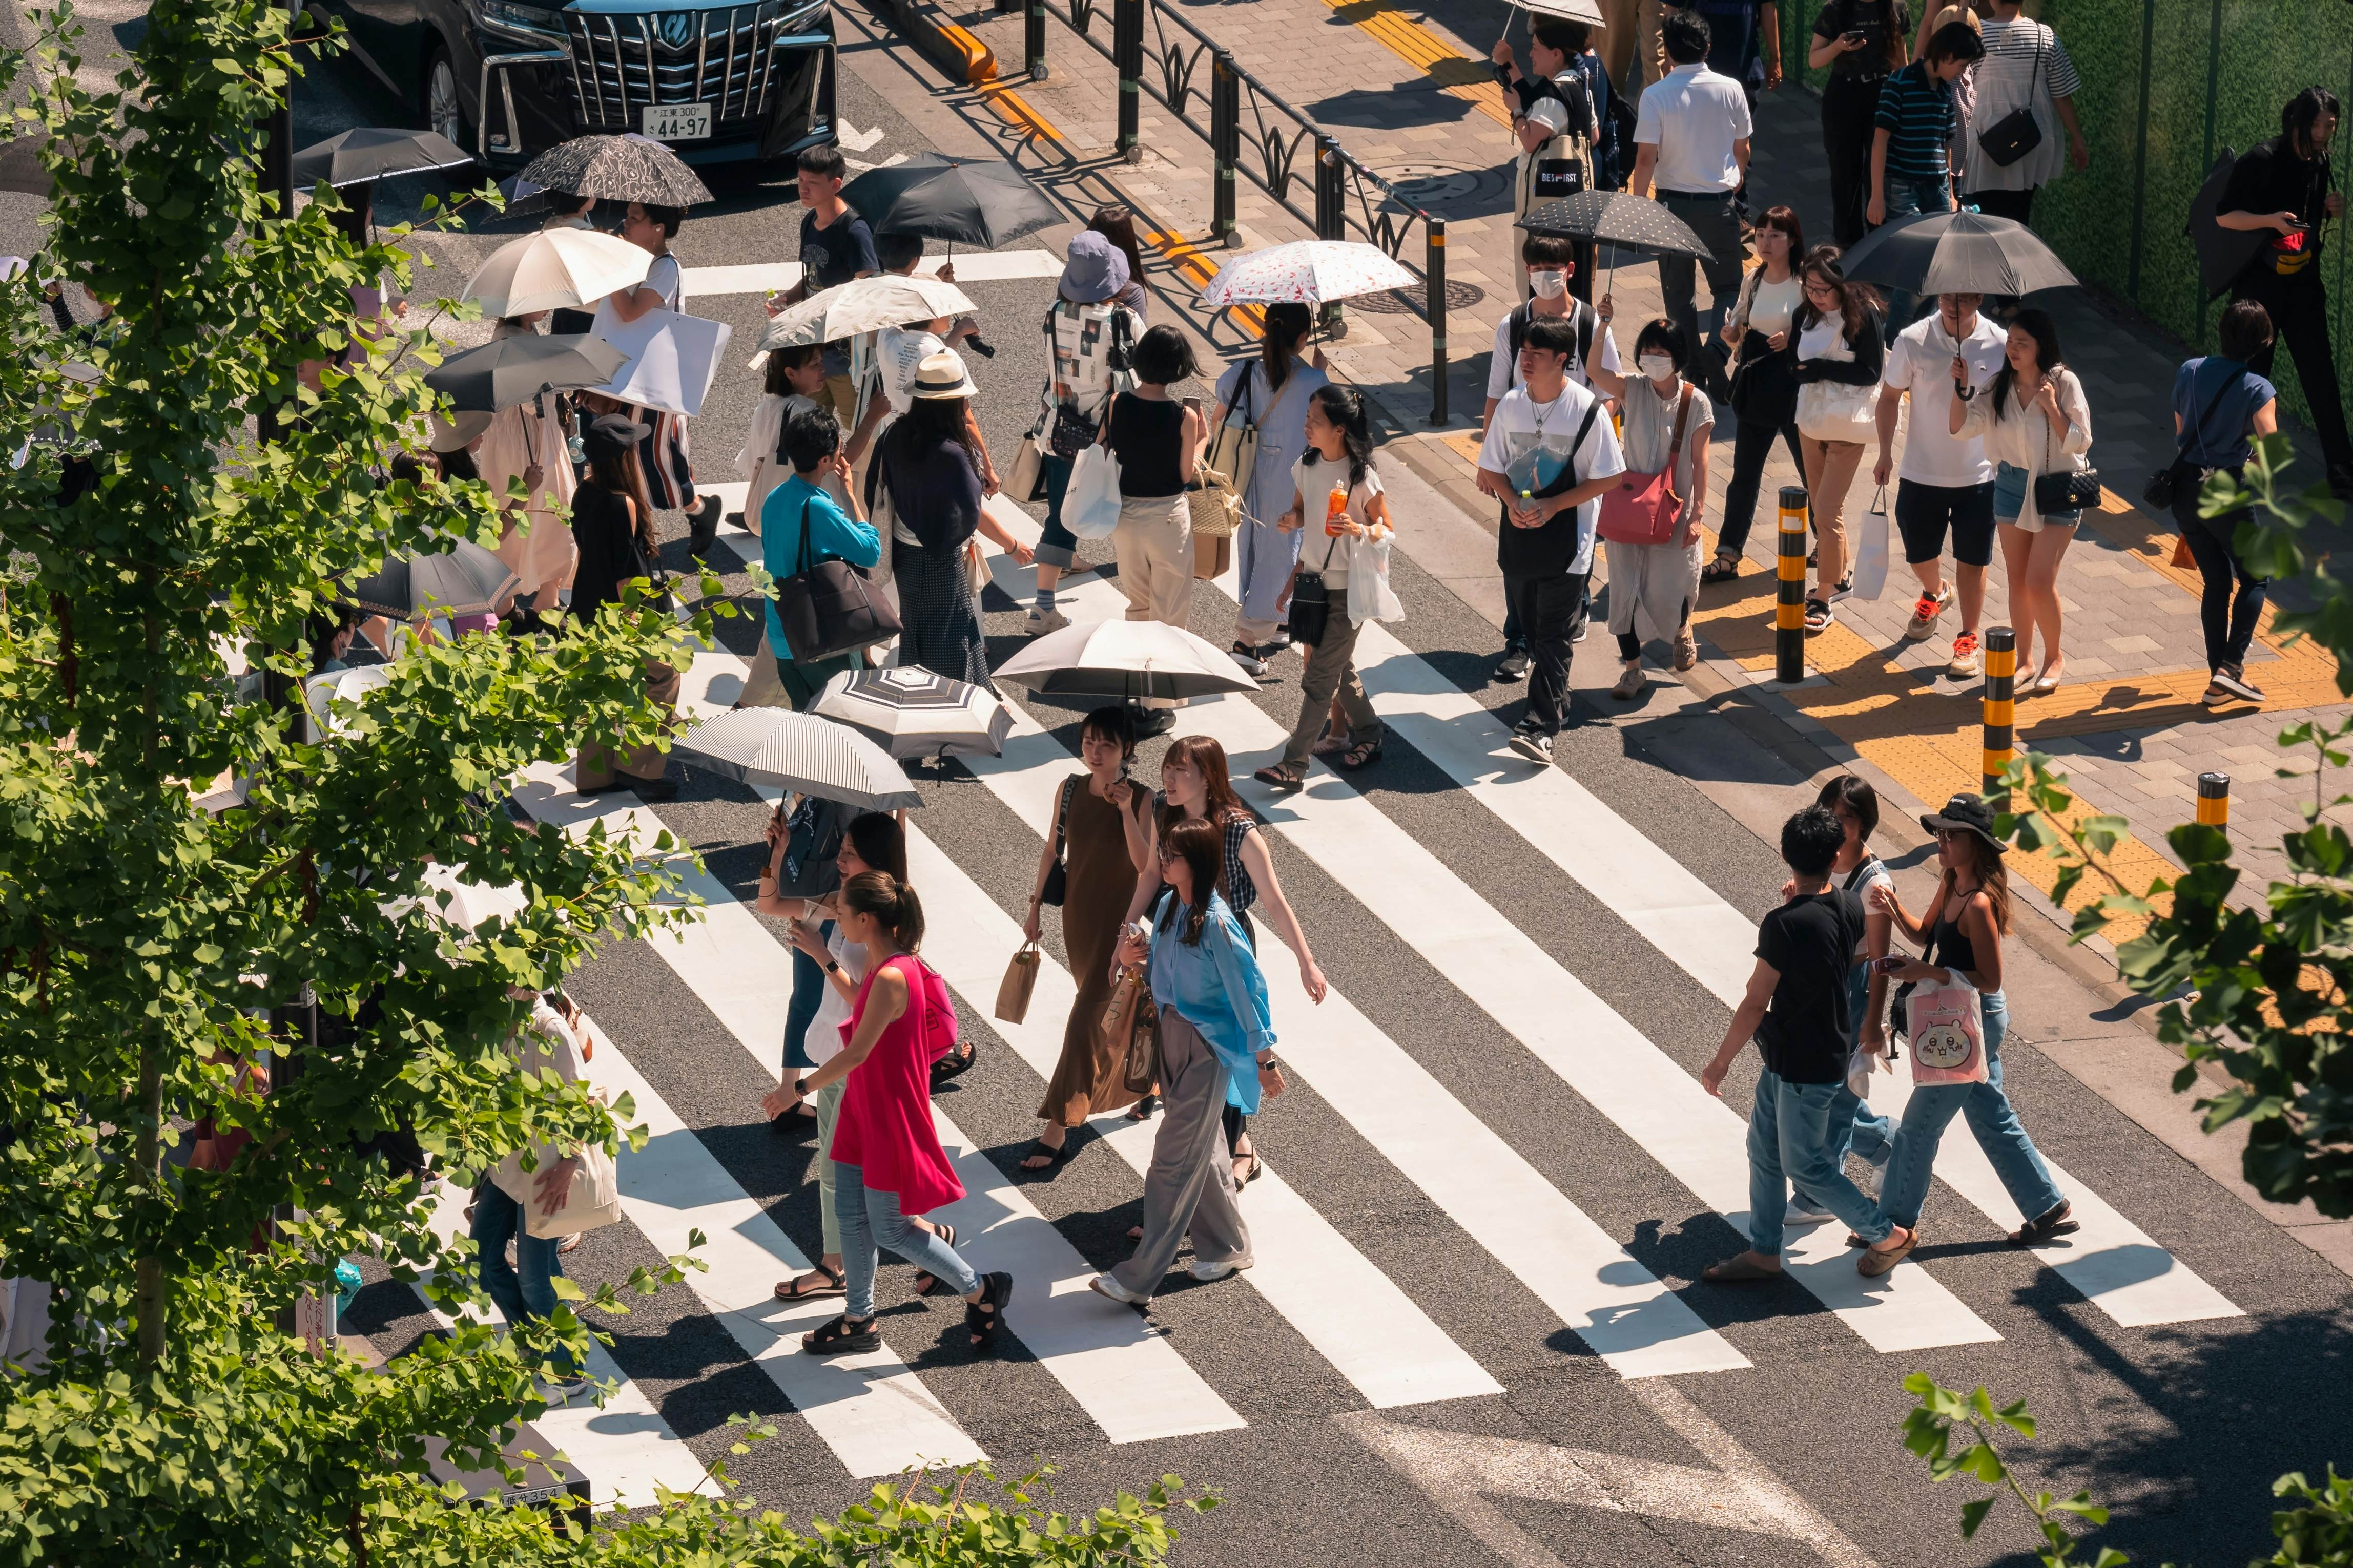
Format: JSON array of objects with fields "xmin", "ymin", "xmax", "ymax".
[{"xmin": 1216, "ymin": 356, "xmax": 1329, "ymax": 635}]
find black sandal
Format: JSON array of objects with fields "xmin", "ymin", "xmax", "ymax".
[
  {"xmin": 1017, "ymin": 1138, "xmax": 1076, "ymax": 1172},
  {"xmin": 965, "ymin": 1271, "xmax": 1014, "ymax": 1354},
  {"xmin": 2008, "ymin": 1202, "xmax": 2079, "ymax": 1246},
  {"xmin": 774, "ymin": 1260, "xmax": 846, "ymax": 1301},
  {"xmin": 1335, "ymin": 738, "xmax": 1383, "ymax": 771},
  {"xmin": 1232, "ymin": 1150, "xmax": 1263, "ymax": 1186},
  {"xmin": 1253, "ymin": 763, "xmax": 1306, "ymax": 793},
  {"xmin": 931, "ymin": 1040, "xmax": 978, "ymax": 1084},
  {"xmin": 801, "ymin": 1313, "xmax": 880, "ymax": 1355},
  {"xmin": 1700, "ymin": 552, "xmax": 1742, "ymax": 584},
  {"xmin": 1125, "ymin": 1094, "xmax": 1160, "ymax": 1121}
]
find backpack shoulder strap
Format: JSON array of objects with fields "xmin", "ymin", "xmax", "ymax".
[
  {"xmin": 1574, "ymin": 301, "xmax": 1595, "ymax": 377},
  {"xmin": 1568, "ymin": 398, "xmax": 1602, "ymax": 479}
]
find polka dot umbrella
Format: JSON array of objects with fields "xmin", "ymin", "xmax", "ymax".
[{"xmin": 1516, "ymin": 190, "xmax": 1714, "ymax": 304}]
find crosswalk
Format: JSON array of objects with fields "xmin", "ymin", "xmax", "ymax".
[{"xmin": 416, "ymin": 487, "xmax": 2240, "ymax": 1499}]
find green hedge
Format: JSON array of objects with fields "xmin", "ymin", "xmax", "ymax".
[{"xmin": 1778, "ymin": 0, "xmax": 2353, "ymax": 432}]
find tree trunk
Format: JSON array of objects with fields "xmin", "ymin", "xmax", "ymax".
[{"xmin": 134, "ymin": 1035, "xmax": 166, "ymax": 1367}]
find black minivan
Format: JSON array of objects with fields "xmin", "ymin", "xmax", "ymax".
[{"xmin": 321, "ymin": 0, "xmax": 838, "ymax": 171}]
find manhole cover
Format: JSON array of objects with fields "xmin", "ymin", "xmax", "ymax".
[
  {"xmin": 1346, "ymin": 278, "xmax": 1488, "ymax": 316},
  {"xmin": 1373, "ymin": 160, "xmax": 1509, "ymax": 214}
]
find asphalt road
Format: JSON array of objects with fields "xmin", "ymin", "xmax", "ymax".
[{"xmin": 15, "ymin": 4, "xmax": 2352, "ymax": 1563}]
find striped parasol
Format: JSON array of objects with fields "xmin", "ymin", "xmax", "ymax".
[
  {"xmin": 992, "ymin": 618, "xmax": 1258, "ymax": 702},
  {"xmin": 810, "ymin": 666, "xmax": 1014, "ymax": 759},
  {"xmin": 669, "ymin": 707, "xmax": 921, "ymax": 812}
]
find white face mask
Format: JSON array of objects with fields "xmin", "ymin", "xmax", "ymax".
[
  {"xmin": 1528, "ymin": 268, "xmax": 1568, "ymax": 300},
  {"xmin": 1639, "ymin": 353, "xmax": 1676, "ymax": 381}
]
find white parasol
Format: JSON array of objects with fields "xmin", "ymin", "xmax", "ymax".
[
  {"xmin": 462, "ymin": 228, "xmax": 651, "ymax": 318},
  {"xmin": 755, "ymin": 275, "xmax": 976, "ymax": 352},
  {"xmin": 1198, "ymin": 241, "xmax": 1418, "ymax": 309}
]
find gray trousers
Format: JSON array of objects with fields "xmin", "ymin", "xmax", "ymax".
[
  {"xmin": 1110, "ymin": 1010, "xmax": 1252, "ymax": 1297},
  {"xmin": 1279, "ymin": 585, "xmax": 1380, "ymax": 770},
  {"xmin": 1655, "ymin": 190, "xmax": 1745, "ymax": 372}
]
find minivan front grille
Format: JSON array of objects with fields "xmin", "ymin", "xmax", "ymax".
[{"xmin": 562, "ymin": 2, "xmax": 813, "ymax": 130}]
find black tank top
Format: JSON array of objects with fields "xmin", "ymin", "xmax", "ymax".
[
  {"xmin": 1929, "ymin": 891, "xmax": 1984, "ymax": 977},
  {"xmin": 1109, "ymin": 393, "xmax": 1187, "ymax": 497}
]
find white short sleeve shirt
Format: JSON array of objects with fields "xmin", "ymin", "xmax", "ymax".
[
  {"xmin": 1633, "ymin": 64, "xmax": 1753, "ymax": 194},
  {"xmin": 1881, "ymin": 312, "xmax": 2010, "ymax": 487}
]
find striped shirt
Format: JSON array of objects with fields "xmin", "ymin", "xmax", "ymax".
[
  {"xmin": 1980, "ymin": 16, "xmax": 2079, "ymax": 98},
  {"xmin": 1874, "ymin": 62, "xmax": 1955, "ymax": 182}
]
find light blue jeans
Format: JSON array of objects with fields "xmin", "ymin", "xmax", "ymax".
[
  {"xmin": 471, "ymin": 1179, "xmax": 576, "ymax": 1377},
  {"xmin": 1824, "ymin": 960, "xmax": 1894, "ymax": 1175},
  {"xmin": 1879, "ymin": 174, "xmax": 1951, "ymax": 330},
  {"xmin": 835, "ymin": 1160, "xmax": 978, "ymax": 1320},
  {"xmin": 1749, "ymin": 1067, "xmax": 1896, "ymax": 1256},
  {"xmin": 1877, "ymin": 991, "xmax": 2067, "ymax": 1229}
]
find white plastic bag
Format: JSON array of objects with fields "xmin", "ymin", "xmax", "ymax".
[
  {"xmin": 1850, "ymin": 486, "xmax": 1891, "ymax": 602},
  {"xmin": 519, "ymin": 1142, "xmax": 623, "ymax": 1241},
  {"xmin": 1062, "ymin": 442, "xmax": 1124, "ymax": 540}
]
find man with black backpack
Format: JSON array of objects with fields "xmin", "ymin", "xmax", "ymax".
[{"xmin": 1483, "ymin": 236, "xmax": 1624, "ymax": 683}]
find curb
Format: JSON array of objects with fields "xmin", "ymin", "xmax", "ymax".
[{"xmin": 880, "ymin": 0, "xmax": 998, "ymax": 85}]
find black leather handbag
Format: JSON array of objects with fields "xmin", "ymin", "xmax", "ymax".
[
  {"xmin": 2029, "ymin": 398, "xmax": 2100, "ymax": 514},
  {"xmin": 768, "ymin": 497, "xmax": 900, "ymax": 663},
  {"xmin": 1975, "ymin": 31, "xmax": 2046, "ymax": 170},
  {"xmin": 2142, "ymin": 373, "xmax": 2236, "ymax": 511},
  {"xmin": 1039, "ymin": 777, "xmax": 1075, "ymax": 906},
  {"xmin": 1284, "ymin": 532, "xmax": 1343, "ymax": 648}
]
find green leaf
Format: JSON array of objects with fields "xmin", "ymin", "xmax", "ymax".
[{"xmin": 1959, "ymin": 1497, "xmax": 1994, "ymax": 1538}]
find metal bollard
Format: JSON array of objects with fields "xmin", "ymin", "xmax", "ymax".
[
  {"xmin": 1025, "ymin": 0, "xmax": 1046, "ymax": 79},
  {"xmin": 1426, "ymin": 218, "xmax": 1447, "ymax": 426},
  {"xmin": 1113, "ymin": 0, "xmax": 1141, "ymax": 163},
  {"xmin": 1211, "ymin": 48, "xmax": 1239, "ymax": 247},
  {"xmin": 1981, "ymin": 626, "xmax": 2016, "ymax": 796},
  {"xmin": 1774, "ymin": 485, "xmax": 1807, "ymax": 684},
  {"xmin": 1315, "ymin": 139, "xmax": 1346, "ymax": 334},
  {"xmin": 2196, "ymin": 771, "xmax": 2231, "ymax": 831}
]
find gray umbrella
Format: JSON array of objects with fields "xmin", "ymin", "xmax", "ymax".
[
  {"xmin": 346, "ymin": 538, "xmax": 520, "ymax": 621},
  {"xmin": 292, "ymin": 128, "xmax": 472, "ymax": 189},
  {"xmin": 842, "ymin": 154, "xmax": 1062, "ymax": 252},
  {"xmin": 424, "ymin": 333, "xmax": 626, "ymax": 413},
  {"xmin": 669, "ymin": 708, "xmax": 921, "ymax": 812},
  {"xmin": 810, "ymin": 666, "xmax": 1014, "ymax": 759},
  {"xmin": 1837, "ymin": 210, "xmax": 2079, "ymax": 298},
  {"xmin": 519, "ymin": 135, "xmax": 714, "ymax": 208}
]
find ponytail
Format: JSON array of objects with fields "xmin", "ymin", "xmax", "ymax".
[{"xmin": 840, "ymin": 870, "xmax": 925, "ymax": 951}]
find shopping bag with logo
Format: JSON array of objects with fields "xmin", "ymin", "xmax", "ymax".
[
  {"xmin": 995, "ymin": 942, "xmax": 1041, "ymax": 1024},
  {"xmin": 1850, "ymin": 486, "xmax": 1891, "ymax": 601},
  {"xmin": 1904, "ymin": 975, "xmax": 1989, "ymax": 1086}
]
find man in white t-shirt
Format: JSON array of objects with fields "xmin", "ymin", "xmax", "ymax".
[
  {"xmin": 1475, "ymin": 313, "xmax": 1626, "ymax": 765},
  {"xmin": 1629, "ymin": 10, "xmax": 1751, "ymax": 396},
  {"xmin": 1873, "ymin": 292, "xmax": 2008, "ymax": 678}
]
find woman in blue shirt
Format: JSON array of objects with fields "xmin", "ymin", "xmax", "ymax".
[
  {"xmin": 2171, "ymin": 299, "xmax": 2282, "ymax": 706},
  {"xmin": 1090, "ymin": 818, "xmax": 1283, "ymax": 1307},
  {"xmin": 744, "ymin": 405, "xmax": 881, "ymax": 712}
]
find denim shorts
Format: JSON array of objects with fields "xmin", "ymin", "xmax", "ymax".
[{"xmin": 1994, "ymin": 462, "xmax": 2081, "ymax": 529}]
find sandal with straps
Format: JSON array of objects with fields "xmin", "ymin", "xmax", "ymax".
[
  {"xmin": 800, "ymin": 1313, "xmax": 880, "ymax": 1355},
  {"xmin": 1017, "ymin": 1137, "xmax": 1076, "ymax": 1173},
  {"xmin": 2008, "ymin": 1202, "xmax": 2079, "ymax": 1246},
  {"xmin": 1334, "ymin": 737, "xmax": 1383, "ymax": 771},
  {"xmin": 1699, "ymin": 551, "xmax": 1743, "ymax": 585},
  {"xmin": 1253, "ymin": 763, "xmax": 1307, "ymax": 793},
  {"xmin": 965, "ymin": 1271, "xmax": 1014, "ymax": 1354},
  {"xmin": 774, "ymin": 1260, "xmax": 845, "ymax": 1301}
]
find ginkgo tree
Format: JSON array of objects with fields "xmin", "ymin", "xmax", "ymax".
[{"xmin": 0, "ymin": 2, "xmax": 1202, "ymax": 1563}]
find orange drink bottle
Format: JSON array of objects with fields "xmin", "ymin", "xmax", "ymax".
[{"xmin": 1324, "ymin": 485, "xmax": 1349, "ymax": 537}]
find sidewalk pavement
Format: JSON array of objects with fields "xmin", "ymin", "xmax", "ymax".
[{"xmin": 842, "ymin": 0, "xmax": 2353, "ymax": 1279}]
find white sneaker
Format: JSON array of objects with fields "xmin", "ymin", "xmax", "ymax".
[
  {"xmin": 1188, "ymin": 1257, "xmax": 1251, "ymax": 1282},
  {"xmin": 538, "ymin": 1374, "xmax": 592, "ymax": 1407},
  {"xmin": 1088, "ymin": 1273, "xmax": 1148, "ymax": 1305},
  {"xmin": 1784, "ymin": 1201, "xmax": 1835, "ymax": 1224},
  {"xmin": 1026, "ymin": 607, "xmax": 1070, "ymax": 634}
]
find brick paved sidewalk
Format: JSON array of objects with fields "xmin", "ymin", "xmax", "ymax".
[{"xmin": 870, "ymin": 0, "xmax": 2350, "ymax": 910}]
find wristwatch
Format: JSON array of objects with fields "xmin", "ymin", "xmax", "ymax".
[
  {"xmin": 824, "ymin": 959, "xmax": 842, "ymax": 976},
  {"xmin": 1257, "ymin": 1053, "xmax": 1283, "ymax": 1073},
  {"xmin": 793, "ymin": 1075, "xmax": 812, "ymax": 1098}
]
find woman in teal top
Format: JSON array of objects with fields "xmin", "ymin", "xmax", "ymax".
[
  {"xmin": 747, "ymin": 406, "xmax": 881, "ymax": 712},
  {"xmin": 1090, "ymin": 818, "xmax": 1283, "ymax": 1308}
]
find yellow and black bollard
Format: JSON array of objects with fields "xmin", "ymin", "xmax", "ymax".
[
  {"xmin": 1981, "ymin": 626, "xmax": 2016, "ymax": 797},
  {"xmin": 2196, "ymin": 771, "xmax": 2231, "ymax": 832},
  {"xmin": 1774, "ymin": 485, "xmax": 1807, "ymax": 684}
]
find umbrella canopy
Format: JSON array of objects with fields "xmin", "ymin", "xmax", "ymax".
[
  {"xmin": 757, "ymin": 275, "xmax": 976, "ymax": 352},
  {"xmin": 842, "ymin": 155, "xmax": 1061, "ymax": 251},
  {"xmin": 292, "ymin": 128, "xmax": 472, "ymax": 189},
  {"xmin": 0, "ymin": 135, "xmax": 51, "ymax": 197},
  {"xmin": 520, "ymin": 134, "xmax": 713, "ymax": 208},
  {"xmin": 425, "ymin": 332, "xmax": 626, "ymax": 413},
  {"xmin": 1512, "ymin": 0, "xmax": 1607, "ymax": 24},
  {"xmin": 1836, "ymin": 210, "xmax": 2079, "ymax": 298},
  {"xmin": 670, "ymin": 708, "xmax": 921, "ymax": 812},
  {"xmin": 1516, "ymin": 192, "xmax": 1711, "ymax": 259},
  {"xmin": 1199, "ymin": 240, "xmax": 1418, "ymax": 309},
  {"xmin": 993, "ymin": 618, "xmax": 1258, "ymax": 702},
  {"xmin": 462, "ymin": 227, "xmax": 651, "ymax": 316},
  {"xmin": 347, "ymin": 538, "xmax": 520, "ymax": 621},
  {"xmin": 810, "ymin": 666, "xmax": 1014, "ymax": 759},
  {"xmin": 302, "ymin": 664, "xmax": 394, "ymax": 743}
]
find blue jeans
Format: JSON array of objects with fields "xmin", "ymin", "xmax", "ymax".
[
  {"xmin": 1879, "ymin": 174, "xmax": 1951, "ymax": 329},
  {"xmin": 835, "ymin": 1160, "xmax": 978, "ymax": 1320},
  {"xmin": 784, "ymin": 944, "xmax": 824, "ymax": 1071},
  {"xmin": 1037, "ymin": 452, "xmax": 1079, "ymax": 571},
  {"xmin": 470, "ymin": 1179, "xmax": 576, "ymax": 1376},
  {"xmin": 1749, "ymin": 1067, "xmax": 1895, "ymax": 1255},
  {"xmin": 1877, "ymin": 991, "xmax": 2067, "ymax": 1229},
  {"xmin": 1828, "ymin": 960, "xmax": 1894, "ymax": 1170}
]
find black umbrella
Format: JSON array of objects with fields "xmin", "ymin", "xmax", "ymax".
[
  {"xmin": 520, "ymin": 135, "xmax": 713, "ymax": 208},
  {"xmin": 1836, "ymin": 210, "xmax": 2079, "ymax": 298},
  {"xmin": 424, "ymin": 333, "xmax": 625, "ymax": 414},
  {"xmin": 842, "ymin": 154, "xmax": 1061, "ymax": 252},
  {"xmin": 346, "ymin": 538, "xmax": 520, "ymax": 621},
  {"xmin": 292, "ymin": 128, "xmax": 473, "ymax": 189},
  {"xmin": 0, "ymin": 135, "xmax": 51, "ymax": 198},
  {"xmin": 1516, "ymin": 191, "xmax": 1713, "ymax": 259}
]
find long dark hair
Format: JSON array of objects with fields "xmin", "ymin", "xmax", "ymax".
[
  {"xmin": 844, "ymin": 812, "xmax": 910, "ymax": 885},
  {"xmin": 1989, "ymin": 307, "xmax": 2064, "ymax": 420},
  {"xmin": 1261, "ymin": 302, "xmax": 1314, "ymax": 396},
  {"xmin": 841, "ymin": 870, "xmax": 925, "ymax": 951},
  {"xmin": 1793, "ymin": 246, "xmax": 1883, "ymax": 345},
  {"xmin": 582, "ymin": 422, "xmax": 654, "ymax": 536},
  {"xmin": 1161, "ymin": 735, "xmax": 1244, "ymax": 831},
  {"xmin": 1300, "ymin": 384, "xmax": 1372, "ymax": 489},
  {"xmin": 2283, "ymin": 86, "xmax": 2341, "ymax": 159},
  {"xmin": 1948, "ymin": 832, "xmax": 2012, "ymax": 937},
  {"xmin": 1156, "ymin": 817, "xmax": 1224, "ymax": 947},
  {"xmin": 884, "ymin": 393, "xmax": 983, "ymax": 477}
]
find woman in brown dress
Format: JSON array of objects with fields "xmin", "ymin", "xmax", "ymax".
[{"xmin": 1019, "ymin": 705, "xmax": 1153, "ymax": 1170}]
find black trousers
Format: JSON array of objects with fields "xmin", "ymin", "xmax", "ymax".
[
  {"xmin": 2234, "ymin": 266, "xmax": 2353, "ymax": 486},
  {"xmin": 2173, "ymin": 489, "xmax": 2268, "ymax": 672},
  {"xmin": 1821, "ymin": 75, "xmax": 1887, "ymax": 249},
  {"xmin": 1719, "ymin": 414, "xmax": 1805, "ymax": 558},
  {"xmin": 1502, "ymin": 569, "xmax": 1591, "ymax": 735}
]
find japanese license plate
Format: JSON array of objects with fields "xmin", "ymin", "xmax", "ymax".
[{"xmin": 642, "ymin": 103, "xmax": 712, "ymax": 141}]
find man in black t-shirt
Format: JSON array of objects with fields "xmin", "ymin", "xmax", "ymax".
[
  {"xmin": 768, "ymin": 143, "xmax": 879, "ymax": 424},
  {"xmin": 1699, "ymin": 807, "xmax": 1917, "ymax": 1282},
  {"xmin": 2217, "ymin": 87, "xmax": 2351, "ymax": 495}
]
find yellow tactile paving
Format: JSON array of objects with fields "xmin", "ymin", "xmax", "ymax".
[{"xmin": 1316, "ymin": 0, "xmax": 1516, "ymax": 128}]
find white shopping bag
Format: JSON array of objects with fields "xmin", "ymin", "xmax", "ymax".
[
  {"xmin": 1062, "ymin": 442, "xmax": 1124, "ymax": 540},
  {"xmin": 517, "ymin": 1141, "xmax": 623, "ymax": 1241},
  {"xmin": 592, "ymin": 306, "xmax": 732, "ymax": 417},
  {"xmin": 1850, "ymin": 486, "xmax": 1891, "ymax": 601}
]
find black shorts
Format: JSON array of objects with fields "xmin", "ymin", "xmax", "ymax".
[{"xmin": 1894, "ymin": 478, "xmax": 1997, "ymax": 568}]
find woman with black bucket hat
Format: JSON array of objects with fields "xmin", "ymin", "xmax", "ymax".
[{"xmin": 1861, "ymin": 792, "xmax": 2073, "ymax": 1272}]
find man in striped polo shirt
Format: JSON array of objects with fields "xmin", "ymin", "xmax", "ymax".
[{"xmin": 1869, "ymin": 20, "xmax": 1984, "ymax": 325}]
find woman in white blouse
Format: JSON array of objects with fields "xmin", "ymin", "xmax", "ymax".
[{"xmin": 1947, "ymin": 308, "xmax": 2091, "ymax": 694}]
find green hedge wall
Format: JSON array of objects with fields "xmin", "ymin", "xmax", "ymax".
[{"xmin": 1778, "ymin": 0, "xmax": 2353, "ymax": 431}]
